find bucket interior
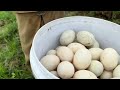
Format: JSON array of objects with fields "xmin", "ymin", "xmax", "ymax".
[{"xmin": 33, "ymin": 16, "xmax": 120, "ymax": 61}]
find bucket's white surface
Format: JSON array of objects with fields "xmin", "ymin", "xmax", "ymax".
[{"xmin": 30, "ymin": 16, "xmax": 120, "ymax": 79}]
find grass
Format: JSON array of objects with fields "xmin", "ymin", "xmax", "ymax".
[
  {"xmin": 0, "ymin": 11, "xmax": 120, "ymax": 79},
  {"xmin": 66, "ymin": 11, "xmax": 120, "ymax": 24},
  {"xmin": 0, "ymin": 11, "xmax": 34, "ymax": 79}
]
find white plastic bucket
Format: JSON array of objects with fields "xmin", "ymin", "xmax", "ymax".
[{"xmin": 30, "ymin": 16, "xmax": 120, "ymax": 79}]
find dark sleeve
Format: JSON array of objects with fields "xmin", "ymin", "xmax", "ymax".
[
  {"xmin": 15, "ymin": 11, "xmax": 46, "ymax": 15},
  {"xmin": 15, "ymin": 11, "xmax": 38, "ymax": 13}
]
